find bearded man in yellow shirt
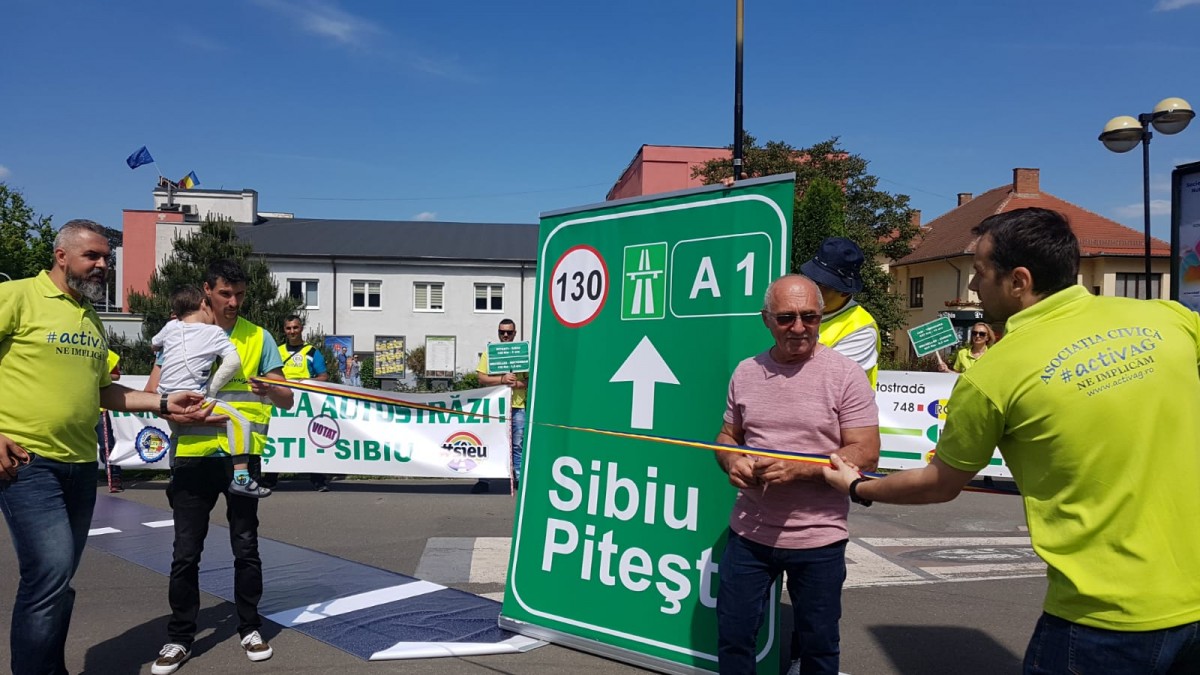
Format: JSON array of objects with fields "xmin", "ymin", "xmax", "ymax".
[{"xmin": 0, "ymin": 219, "xmax": 209, "ymax": 675}]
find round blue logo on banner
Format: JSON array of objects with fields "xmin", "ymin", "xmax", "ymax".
[{"xmin": 135, "ymin": 427, "xmax": 171, "ymax": 463}]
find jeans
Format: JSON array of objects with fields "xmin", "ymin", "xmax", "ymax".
[
  {"xmin": 1024, "ymin": 612, "xmax": 1200, "ymax": 674},
  {"xmin": 0, "ymin": 455, "xmax": 98, "ymax": 675},
  {"xmin": 717, "ymin": 531, "xmax": 846, "ymax": 675},
  {"xmin": 511, "ymin": 407, "xmax": 526, "ymax": 480},
  {"xmin": 166, "ymin": 456, "xmax": 263, "ymax": 646}
]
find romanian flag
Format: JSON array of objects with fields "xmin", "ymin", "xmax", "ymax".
[{"xmin": 179, "ymin": 171, "xmax": 199, "ymax": 189}]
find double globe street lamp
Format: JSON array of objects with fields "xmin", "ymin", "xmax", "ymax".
[{"xmin": 1099, "ymin": 97, "xmax": 1195, "ymax": 299}]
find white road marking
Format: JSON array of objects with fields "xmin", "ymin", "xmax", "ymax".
[
  {"xmin": 468, "ymin": 537, "xmax": 511, "ymax": 585},
  {"xmin": 858, "ymin": 536, "xmax": 1031, "ymax": 548},
  {"xmin": 415, "ymin": 537, "xmax": 474, "ymax": 584},
  {"xmin": 844, "ymin": 542, "xmax": 924, "ymax": 588},
  {"xmin": 265, "ymin": 580, "xmax": 445, "ymax": 626},
  {"xmin": 87, "ymin": 527, "xmax": 121, "ymax": 536},
  {"xmin": 922, "ymin": 562, "xmax": 1046, "ymax": 580},
  {"xmin": 415, "ymin": 536, "xmax": 1046, "ymax": 593},
  {"xmin": 142, "ymin": 520, "xmax": 174, "ymax": 528}
]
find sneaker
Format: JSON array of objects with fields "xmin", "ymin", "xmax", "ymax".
[
  {"xmin": 470, "ymin": 480, "xmax": 490, "ymax": 494},
  {"xmin": 151, "ymin": 643, "xmax": 190, "ymax": 675},
  {"xmin": 240, "ymin": 631, "xmax": 273, "ymax": 662},
  {"xmin": 229, "ymin": 478, "xmax": 272, "ymax": 499}
]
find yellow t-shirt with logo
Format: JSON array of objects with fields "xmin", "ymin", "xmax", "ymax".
[
  {"xmin": 0, "ymin": 271, "xmax": 111, "ymax": 463},
  {"xmin": 935, "ymin": 286, "xmax": 1200, "ymax": 631},
  {"xmin": 476, "ymin": 351, "xmax": 526, "ymax": 409}
]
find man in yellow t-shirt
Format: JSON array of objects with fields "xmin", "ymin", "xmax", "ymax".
[
  {"xmin": 471, "ymin": 318, "xmax": 526, "ymax": 494},
  {"xmin": 0, "ymin": 220, "xmax": 207, "ymax": 675},
  {"xmin": 824, "ymin": 208, "xmax": 1200, "ymax": 673}
]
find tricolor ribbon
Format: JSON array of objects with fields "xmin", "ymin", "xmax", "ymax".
[
  {"xmin": 250, "ymin": 377, "xmax": 511, "ymax": 421},
  {"xmin": 252, "ymin": 378, "xmax": 1018, "ymax": 495}
]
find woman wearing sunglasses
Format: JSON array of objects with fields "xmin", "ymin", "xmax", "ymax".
[{"xmin": 938, "ymin": 322, "xmax": 995, "ymax": 373}]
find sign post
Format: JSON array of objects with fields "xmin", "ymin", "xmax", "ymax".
[{"xmin": 501, "ymin": 176, "xmax": 795, "ymax": 674}]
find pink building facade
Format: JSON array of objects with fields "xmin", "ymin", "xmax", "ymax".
[{"xmin": 607, "ymin": 145, "xmax": 729, "ymax": 200}]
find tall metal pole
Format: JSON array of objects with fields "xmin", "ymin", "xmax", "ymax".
[
  {"xmin": 733, "ymin": 0, "xmax": 744, "ymax": 179},
  {"xmin": 1140, "ymin": 117, "xmax": 1154, "ymax": 298}
]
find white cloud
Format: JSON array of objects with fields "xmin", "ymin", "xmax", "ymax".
[
  {"xmin": 0, "ymin": 165, "xmax": 10, "ymax": 180},
  {"xmin": 1155, "ymin": 0, "xmax": 1200, "ymax": 10},
  {"xmin": 254, "ymin": 0, "xmax": 383, "ymax": 46},
  {"xmin": 1113, "ymin": 200, "xmax": 1171, "ymax": 218},
  {"xmin": 413, "ymin": 211, "xmax": 438, "ymax": 221}
]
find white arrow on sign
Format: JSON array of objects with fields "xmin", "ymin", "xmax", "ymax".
[{"xmin": 609, "ymin": 336, "xmax": 680, "ymax": 430}]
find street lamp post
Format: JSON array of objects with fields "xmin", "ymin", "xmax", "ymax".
[{"xmin": 1099, "ymin": 97, "xmax": 1195, "ymax": 299}]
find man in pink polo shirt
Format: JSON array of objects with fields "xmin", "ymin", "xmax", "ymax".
[{"xmin": 714, "ymin": 274, "xmax": 880, "ymax": 675}]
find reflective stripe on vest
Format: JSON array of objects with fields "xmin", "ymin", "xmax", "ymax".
[
  {"xmin": 279, "ymin": 344, "xmax": 314, "ymax": 380},
  {"xmin": 175, "ymin": 317, "xmax": 271, "ymax": 458},
  {"xmin": 819, "ymin": 303, "xmax": 880, "ymax": 388}
]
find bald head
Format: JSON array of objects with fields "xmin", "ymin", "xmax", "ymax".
[{"xmin": 763, "ymin": 274, "xmax": 825, "ymax": 314}]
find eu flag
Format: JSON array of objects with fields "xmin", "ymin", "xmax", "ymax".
[{"xmin": 126, "ymin": 146, "xmax": 154, "ymax": 170}]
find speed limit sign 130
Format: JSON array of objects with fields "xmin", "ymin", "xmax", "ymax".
[{"xmin": 549, "ymin": 245, "xmax": 608, "ymax": 327}]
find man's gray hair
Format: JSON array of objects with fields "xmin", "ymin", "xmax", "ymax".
[
  {"xmin": 52, "ymin": 219, "xmax": 109, "ymax": 251},
  {"xmin": 763, "ymin": 274, "xmax": 825, "ymax": 313}
]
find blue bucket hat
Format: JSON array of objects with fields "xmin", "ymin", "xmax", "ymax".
[{"xmin": 800, "ymin": 237, "xmax": 865, "ymax": 295}]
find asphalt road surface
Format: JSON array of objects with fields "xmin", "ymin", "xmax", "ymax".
[{"xmin": 0, "ymin": 475, "xmax": 1043, "ymax": 674}]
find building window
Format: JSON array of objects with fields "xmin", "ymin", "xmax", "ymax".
[
  {"xmin": 474, "ymin": 283, "xmax": 503, "ymax": 312},
  {"xmin": 1115, "ymin": 273, "xmax": 1161, "ymax": 299},
  {"xmin": 288, "ymin": 279, "xmax": 319, "ymax": 309},
  {"xmin": 414, "ymin": 282, "xmax": 444, "ymax": 312},
  {"xmin": 351, "ymin": 280, "xmax": 381, "ymax": 309},
  {"xmin": 909, "ymin": 276, "xmax": 924, "ymax": 308}
]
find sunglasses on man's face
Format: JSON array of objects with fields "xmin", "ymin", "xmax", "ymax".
[
  {"xmin": 764, "ymin": 312, "xmax": 822, "ymax": 328},
  {"xmin": 498, "ymin": 330, "xmax": 516, "ymax": 336}
]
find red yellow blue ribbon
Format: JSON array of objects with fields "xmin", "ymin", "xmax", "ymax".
[
  {"xmin": 541, "ymin": 423, "xmax": 1019, "ymax": 496},
  {"xmin": 252, "ymin": 378, "xmax": 1018, "ymax": 496},
  {"xmin": 249, "ymin": 377, "xmax": 510, "ymax": 421}
]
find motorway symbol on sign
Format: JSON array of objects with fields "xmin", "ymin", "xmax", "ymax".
[{"xmin": 622, "ymin": 243, "xmax": 667, "ymax": 320}]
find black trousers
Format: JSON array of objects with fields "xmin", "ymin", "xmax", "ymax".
[{"xmin": 166, "ymin": 456, "xmax": 263, "ymax": 646}]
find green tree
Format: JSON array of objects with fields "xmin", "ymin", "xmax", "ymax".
[
  {"xmin": 792, "ymin": 176, "xmax": 846, "ymax": 272},
  {"xmin": 127, "ymin": 220, "xmax": 303, "ymax": 344},
  {"xmin": 694, "ymin": 136, "xmax": 919, "ymax": 354},
  {"xmin": 0, "ymin": 183, "xmax": 56, "ymax": 280}
]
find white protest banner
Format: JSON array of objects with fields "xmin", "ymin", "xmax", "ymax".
[
  {"xmin": 263, "ymin": 382, "xmax": 512, "ymax": 479},
  {"xmin": 875, "ymin": 370, "xmax": 1010, "ymax": 478}
]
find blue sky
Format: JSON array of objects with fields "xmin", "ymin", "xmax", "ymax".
[{"xmin": 2, "ymin": 0, "xmax": 1198, "ymax": 241}]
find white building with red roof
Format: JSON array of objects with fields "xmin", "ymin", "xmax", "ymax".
[{"xmin": 890, "ymin": 168, "xmax": 1170, "ymax": 358}]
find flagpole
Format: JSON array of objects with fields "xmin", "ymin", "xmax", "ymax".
[{"xmin": 154, "ymin": 162, "xmax": 175, "ymax": 208}]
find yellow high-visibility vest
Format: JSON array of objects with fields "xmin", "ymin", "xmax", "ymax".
[
  {"xmin": 175, "ymin": 317, "xmax": 271, "ymax": 457},
  {"xmin": 819, "ymin": 303, "xmax": 880, "ymax": 388},
  {"xmin": 279, "ymin": 343, "xmax": 315, "ymax": 380}
]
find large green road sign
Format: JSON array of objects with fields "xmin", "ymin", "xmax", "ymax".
[{"xmin": 501, "ymin": 176, "xmax": 795, "ymax": 674}]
